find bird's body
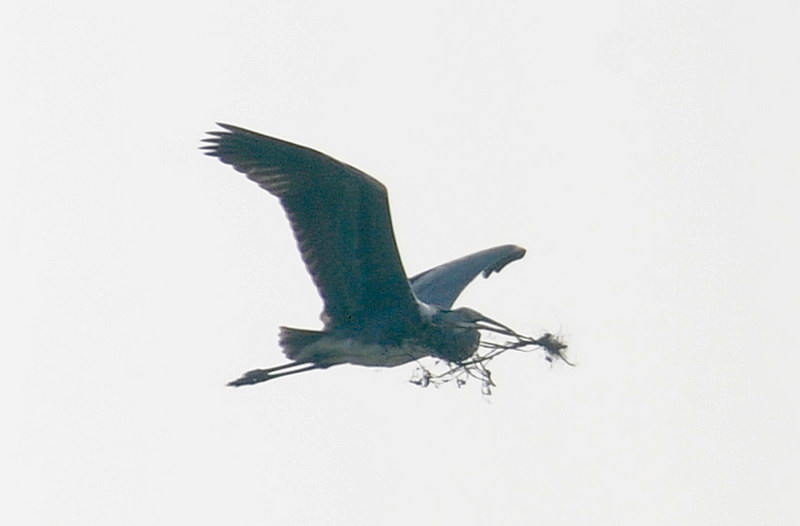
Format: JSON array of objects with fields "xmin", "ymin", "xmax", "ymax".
[{"xmin": 202, "ymin": 124, "xmax": 532, "ymax": 386}]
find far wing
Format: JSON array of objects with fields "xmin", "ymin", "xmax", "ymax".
[
  {"xmin": 202, "ymin": 124, "xmax": 420, "ymax": 332},
  {"xmin": 409, "ymin": 245, "xmax": 526, "ymax": 308}
]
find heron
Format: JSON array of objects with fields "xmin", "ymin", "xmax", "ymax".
[{"xmin": 202, "ymin": 124, "xmax": 567, "ymax": 387}]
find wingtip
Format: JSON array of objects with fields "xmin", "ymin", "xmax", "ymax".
[
  {"xmin": 200, "ymin": 123, "xmax": 237, "ymax": 141},
  {"xmin": 506, "ymin": 244, "xmax": 526, "ymax": 257},
  {"xmin": 214, "ymin": 122, "xmax": 255, "ymax": 134},
  {"xmin": 481, "ymin": 244, "xmax": 527, "ymax": 278}
]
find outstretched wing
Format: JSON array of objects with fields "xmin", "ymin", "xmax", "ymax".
[
  {"xmin": 409, "ymin": 245, "xmax": 526, "ymax": 308},
  {"xmin": 202, "ymin": 123, "xmax": 420, "ymax": 332}
]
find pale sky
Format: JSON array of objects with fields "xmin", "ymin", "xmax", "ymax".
[{"xmin": 4, "ymin": 1, "xmax": 798, "ymax": 525}]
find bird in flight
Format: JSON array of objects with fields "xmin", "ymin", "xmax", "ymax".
[{"xmin": 202, "ymin": 124, "xmax": 568, "ymax": 388}]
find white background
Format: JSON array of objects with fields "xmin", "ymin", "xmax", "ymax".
[{"xmin": 4, "ymin": 1, "xmax": 798, "ymax": 524}]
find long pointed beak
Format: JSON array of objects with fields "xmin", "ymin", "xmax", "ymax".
[{"xmin": 473, "ymin": 314, "xmax": 517, "ymax": 336}]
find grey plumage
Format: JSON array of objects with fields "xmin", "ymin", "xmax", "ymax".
[{"xmin": 202, "ymin": 124, "xmax": 557, "ymax": 387}]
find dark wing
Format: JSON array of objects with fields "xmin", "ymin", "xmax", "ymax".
[
  {"xmin": 202, "ymin": 123, "xmax": 420, "ymax": 331},
  {"xmin": 409, "ymin": 245, "xmax": 526, "ymax": 308}
]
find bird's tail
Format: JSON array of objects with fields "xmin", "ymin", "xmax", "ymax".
[{"xmin": 279, "ymin": 326, "xmax": 328, "ymax": 362}]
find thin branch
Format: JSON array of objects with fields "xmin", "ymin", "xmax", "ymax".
[{"xmin": 409, "ymin": 326, "xmax": 571, "ymax": 394}]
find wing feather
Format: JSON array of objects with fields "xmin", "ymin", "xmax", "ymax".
[
  {"xmin": 202, "ymin": 124, "xmax": 420, "ymax": 331},
  {"xmin": 409, "ymin": 245, "xmax": 526, "ymax": 308}
]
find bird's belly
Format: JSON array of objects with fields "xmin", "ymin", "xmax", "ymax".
[{"xmin": 300, "ymin": 336, "xmax": 432, "ymax": 368}]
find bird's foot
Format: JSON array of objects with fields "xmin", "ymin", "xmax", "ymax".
[
  {"xmin": 227, "ymin": 362, "xmax": 322, "ymax": 387},
  {"xmin": 227, "ymin": 369, "xmax": 275, "ymax": 387}
]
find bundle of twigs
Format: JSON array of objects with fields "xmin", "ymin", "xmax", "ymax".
[{"xmin": 410, "ymin": 323, "xmax": 572, "ymax": 395}]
